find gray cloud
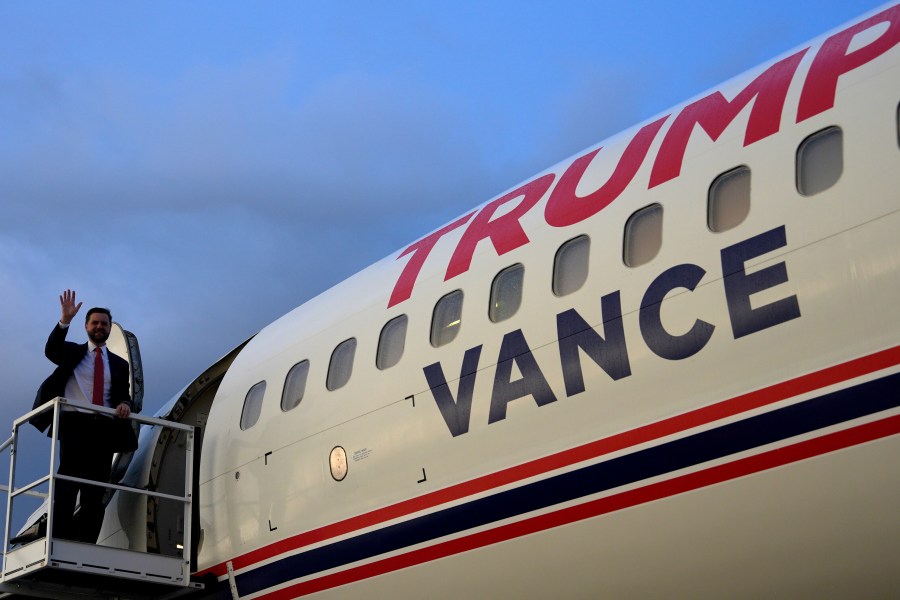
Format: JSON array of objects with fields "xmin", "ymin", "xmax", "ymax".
[{"xmin": 0, "ymin": 50, "xmax": 524, "ymax": 428}]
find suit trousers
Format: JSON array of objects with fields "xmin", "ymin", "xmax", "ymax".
[{"xmin": 53, "ymin": 412, "xmax": 114, "ymax": 543}]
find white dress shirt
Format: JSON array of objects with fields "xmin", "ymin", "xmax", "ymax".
[{"xmin": 59, "ymin": 322, "xmax": 113, "ymax": 408}]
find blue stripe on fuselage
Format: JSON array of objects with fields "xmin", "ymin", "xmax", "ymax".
[{"xmin": 238, "ymin": 372, "xmax": 900, "ymax": 596}]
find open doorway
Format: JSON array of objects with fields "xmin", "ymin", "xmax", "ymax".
[{"xmin": 144, "ymin": 340, "xmax": 250, "ymax": 568}]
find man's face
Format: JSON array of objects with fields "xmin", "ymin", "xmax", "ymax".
[{"xmin": 85, "ymin": 312, "xmax": 111, "ymax": 345}]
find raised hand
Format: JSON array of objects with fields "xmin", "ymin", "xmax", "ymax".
[{"xmin": 59, "ymin": 289, "xmax": 83, "ymax": 325}]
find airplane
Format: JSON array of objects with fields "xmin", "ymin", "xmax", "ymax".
[{"xmin": 3, "ymin": 2, "xmax": 899, "ymax": 598}]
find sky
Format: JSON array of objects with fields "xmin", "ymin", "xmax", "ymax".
[{"xmin": 0, "ymin": 0, "xmax": 883, "ymax": 445}]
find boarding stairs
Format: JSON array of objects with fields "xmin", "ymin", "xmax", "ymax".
[{"xmin": 0, "ymin": 398, "xmax": 203, "ymax": 599}]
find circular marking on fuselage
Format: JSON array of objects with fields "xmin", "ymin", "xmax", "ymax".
[{"xmin": 330, "ymin": 446, "xmax": 348, "ymax": 481}]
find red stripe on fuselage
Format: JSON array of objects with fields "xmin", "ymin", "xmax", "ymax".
[
  {"xmin": 262, "ymin": 414, "xmax": 900, "ymax": 598},
  {"xmin": 199, "ymin": 345, "xmax": 900, "ymax": 578}
]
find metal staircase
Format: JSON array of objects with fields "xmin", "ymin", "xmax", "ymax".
[{"xmin": 0, "ymin": 398, "xmax": 204, "ymax": 599}]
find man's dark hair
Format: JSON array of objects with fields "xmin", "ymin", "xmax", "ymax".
[{"xmin": 85, "ymin": 307, "xmax": 112, "ymax": 324}]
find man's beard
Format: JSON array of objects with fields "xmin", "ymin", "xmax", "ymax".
[{"xmin": 88, "ymin": 330, "xmax": 109, "ymax": 345}]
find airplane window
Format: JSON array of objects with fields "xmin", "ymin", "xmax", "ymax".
[
  {"xmin": 489, "ymin": 264, "xmax": 524, "ymax": 323},
  {"xmin": 327, "ymin": 338, "xmax": 356, "ymax": 391},
  {"xmin": 240, "ymin": 381, "xmax": 266, "ymax": 430},
  {"xmin": 376, "ymin": 315, "xmax": 408, "ymax": 370},
  {"xmin": 796, "ymin": 126, "xmax": 843, "ymax": 196},
  {"xmin": 431, "ymin": 290, "xmax": 463, "ymax": 347},
  {"xmin": 623, "ymin": 203, "xmax": 663, "ymax": 267},
  {"xmin": 553, "ymin": 235, "xmax": 590, "ymax": 296},
  {"xmin": 281, "ymin": 360, "xmax": 310, "ymax": 412},
  {"xmin": 708, "ymin": 166, "xmax": 751, "ymax": 232}
]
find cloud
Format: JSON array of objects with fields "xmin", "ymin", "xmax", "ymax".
[
  {"xmin": 0, "ymin": 47, "xmax": 527, "ymax": 415},
  {"xmin": 536, "ymin": 66, "xmax": 655, "ymax": 168},
  {"xmin": 1, "ymin": 53, "xmax": 503, "ymax": 230}
]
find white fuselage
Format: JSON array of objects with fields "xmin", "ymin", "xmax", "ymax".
[{"xmin": 107, "ymin": 4, "xmax": 900, "ymax": 598}]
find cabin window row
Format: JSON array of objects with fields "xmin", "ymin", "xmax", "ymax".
[{"xmin": 239, "ymin": 125, "xmax": 844, "ymax": 429}]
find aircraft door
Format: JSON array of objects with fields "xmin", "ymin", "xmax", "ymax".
[
  {"xmin": 107, "ymin": 322, "xmax": 144, "ymax": 414},
  {"xmin": 107, "ymin": 323, "xmax": 144, "ymax": 484}
]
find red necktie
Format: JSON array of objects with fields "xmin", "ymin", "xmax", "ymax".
[{"xmin": 92, "ymin": 347, "xmax": 104, "ymax": 406}]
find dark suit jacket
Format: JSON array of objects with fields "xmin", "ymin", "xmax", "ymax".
[{"xmin": 32, "ymin": 324, "xmax": 133, "ymax": 443}]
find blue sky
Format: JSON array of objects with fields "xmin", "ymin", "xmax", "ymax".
[{"xmin": 0, "ymin": 0, "xmax": 881, "ymax": 438}]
